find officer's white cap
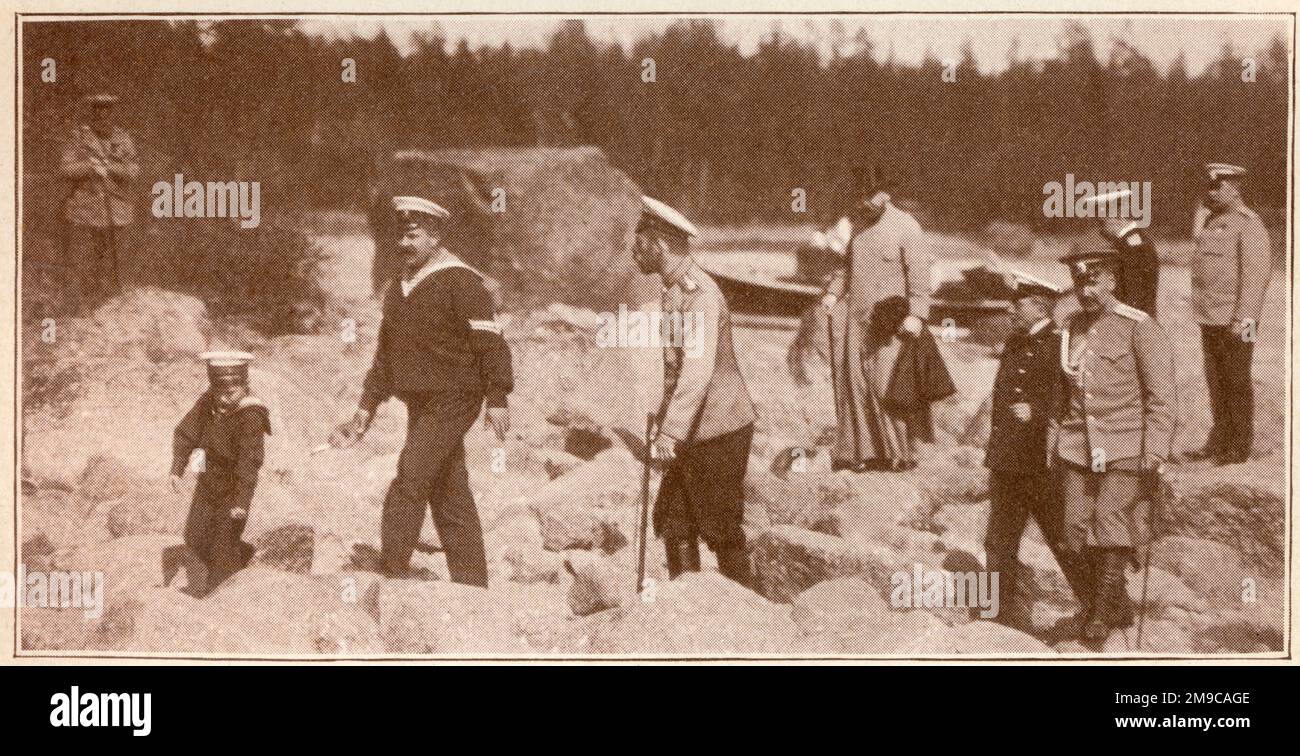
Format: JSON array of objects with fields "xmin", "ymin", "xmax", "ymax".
[
  {"xmin": 1206, "ymin": 163, "xmax": 1247, "ymax": 181},
  {"xmin": 200, "ymin": 350, "xmax": 255, "ymax": 367},
  {"xmin": 639, "ymin": 196, "xmax": 699, "ymax": 239},
  {"xmin": 84, "ymin": 93, "xmax": 120, "ymax": 107},
  {"xmin": 392, "ymin": 195, "xmax": 451, "ymax": 219},
  {"xmin": 1008, "ymin": 268, "xmax": 1065, "ymax": 295},
  {"xmin": 1076, "ymin": 188, "xmax": 1132, "ymax": 208}
]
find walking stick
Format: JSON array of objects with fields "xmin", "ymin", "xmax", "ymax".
[
  {"xmin": 1135, "ymin": 464, "xmax": 1168, "ymax": 649},
  {"xmin": 635, "ymin": 412, "xmax": 656, "ymax": 596}
]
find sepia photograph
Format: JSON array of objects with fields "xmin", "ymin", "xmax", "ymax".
[{"xmin": 4, "ymin": 3, "xmax": 1294, "ymax": 675}]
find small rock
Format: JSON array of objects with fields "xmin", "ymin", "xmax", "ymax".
[
  {"xmin": 80, "ymin": 455, "xmax": 149, "ymax": 504},
  {"xmin": 504, "ymin": 545, "xmax": 563, "ymax": 585},
  {"xmin": 565, "ymin": 552, "xmax": 635, "ymax": 616},
  {"xmin": 252, "ymin": 523, "xmax": 314, "ymax": 574}
]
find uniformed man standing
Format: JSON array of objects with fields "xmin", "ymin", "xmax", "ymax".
[
  {"xmin": 819, "ymin": 167, "xmax": 933, "ymax": 472},
  {"xmin": 1182, "ymin": 163, "xmax": 1271, "ymax": 466},
  {"xmin": 983, "ymin": 271, "xmax": 1089, "ymax": 627},
  {"xmin": 59, "ymin": 93, "xmax": 139, "ymax": 299},
  {"xmin": 1078, "ymin": 188, "xmax": 1161, "ymax": 317},
  {"xmin": 330, "ymin": 196, "xmax": 513, "ymax": 587},
  {"xmin": 170, "ymin": 352, "xmax": 271, "ymax": 597},
  {"xmin": 634, "ymin": 196, "xmax": 758, "ymax": 587},
  {"xmin": 1053, "ymin": 250, "xmax": 1175, "ymax": 645}
]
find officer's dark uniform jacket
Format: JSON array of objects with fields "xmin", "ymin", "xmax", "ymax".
[
  {"xmin": 1110, "ymin": 225, "xmax": 1160, "ymax": 317},
  {"xmin": 985, "ymin": 321, "xmax": 1061, "ymax": 473},
  {"xmin": 171, "ymin": 393, "xmax": 272, "ymax": 515},
  {"xmin": 360, "ymin": 258, "xmax": 514, "ymax": 413}
]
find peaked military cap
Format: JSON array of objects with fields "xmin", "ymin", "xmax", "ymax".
[
  {"xmin": 638, "ymin": 195, "xmax": 699, "ymax": 239},
  {"xmin": 392, "ymin": 195, "xmax": 451, "ymax": 230},
  {"xmin": 1061, "ymin": 248, "xmax": 1122, "ymax": 279},
  {"xmin": 1008, "ymin": 268, "xmax": 1066, "ymax": 300},
  {"xmin": 1206, "ymin": 163, "xmax": 1247, "ymax": 182}
]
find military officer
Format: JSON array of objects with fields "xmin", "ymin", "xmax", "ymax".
[
  {"xmin": 1183, "ymin": 163, "xmax": 1271, "ymax": 466},
  {"xmin": 634, "ymin": 196, "xmax": 758, "ymax": 587},
  {"xmin": 59, "ymin": 93, "xmax": 139, "ymax": 299},
  {"xmin": 983, "ymin": 271, "xmax": 1089, "ymax": 627},
  {"xmin": 170, "ymin": 352, "xmax": 272, "ymax": 597},
  {"xmin": 330, "ymin": 196, "xmax": 513, "ymax": 587},
  {"xmin": 1053, "ymin": 249, "xmax": 1175, "ymax": 645},
  {"xmin": 1077, "ymin": 188, "xmax": 1161, "ymax": 317}
]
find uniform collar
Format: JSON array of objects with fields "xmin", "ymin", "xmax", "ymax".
[
  {"xmin": 1028, "ymin": 318, "xmax": 1053, "ymax": 336},
  {"xmin": 400, "ymin": 250, "xmax": 468, "ymax": 297},
  {"xmin": 1208, "ymin": 200, "xmax": 1251, "ymax": 222},
  {"xmin": 661, "ymin": 256, "xmax": 696, "ymax": 291}
]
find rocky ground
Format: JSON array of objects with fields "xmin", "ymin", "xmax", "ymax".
[{"xmin": 17, "ymin": 231, "xmax": 1288, "ymax": 658}]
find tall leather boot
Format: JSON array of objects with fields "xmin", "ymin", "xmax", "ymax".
[
  {"xmin": 982, "ymin": 554, "xmax": 1021, "ymax": 626},
  {"xmin": 665, "ymin": 538, "xmax": 700, "ymax": 579},
  {"xmin": 1055, "ymin": 545, "xmax": 1093, "ymax": 614},
  {"xmin": 715, "ymin": 545, "xmax": 753, "ymax": 590},
  {"xmin": 1099, "ymin": 548, "xmax": 1135, "ymax": 630},
  {"xmin": 1081, "ymin": 548, "xmax": 1110, "ymax": 644}
]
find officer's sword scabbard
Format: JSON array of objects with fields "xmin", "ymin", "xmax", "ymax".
[{"xmin": 635, "ymin": 412, "xmax": 656, "ymax": 595}]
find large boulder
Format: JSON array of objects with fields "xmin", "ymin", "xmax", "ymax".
[
  {"xmin": 912, "ymin": 620, "xmax": 1055, "ymax": 655},
  {"xmin": 584, "ymin": 572, "xmax": 800, "ymax": 655},
  {"xmin": 20, "ymin": 490, "xmax": 112, "ymax": 555},
  {"xmin": 1163, "ymin": 462, "xmax": 1286, "ymax": 575},
  {"xmin": 527, "ymin": 447, "xmax": 641, "ymax": 514},
  {"xmin": 112, "ymin": 569, "xmax": 383, "ymax": 654},
  {"xmin": 371, "ymin": 148, "xmax": 649, "ymax": 310},
  {"xmin": 747, "ymin": 469, "xmax": 927, "ymax": 546},
  {"xmin": 88, "ymin": 287, "xmax": 211, "ymax": 360},
  {"xmin": 748, "ymin": 525, "xmax": 901, "ymax": 604}
]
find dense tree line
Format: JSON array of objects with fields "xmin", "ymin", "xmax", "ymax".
[{"xmin": 22, "ymin": 18, "xmax": 1289, "ymax": 232}]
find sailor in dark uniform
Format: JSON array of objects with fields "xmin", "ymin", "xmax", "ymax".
[
  {"xmin": 983, "ymin": 270, "xmax": 1089, "ymax": 627},
  {"xmin": 330, "ymin": 196, "xmax": 513, "ymax": 587},
  {"xmin": 170, "ymin": 351, "xmax": 271, "ymax": 596}
]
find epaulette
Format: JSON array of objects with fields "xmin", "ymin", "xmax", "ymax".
[
  {"xmin": 1113, "ymin": 302, "xmax": 1150, "ymax": 322},
  {"xmin": 1236, "ymin": 205, "xmax": 1262, "ymax": 222},
  {"xmin": 1124, "ymin": 232, "xmax": 1143, "ymax": 247}
]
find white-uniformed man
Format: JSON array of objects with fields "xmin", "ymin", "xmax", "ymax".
[{"xmin": 634, "ymin": 196, "xmax": 758, "ymax": 587}]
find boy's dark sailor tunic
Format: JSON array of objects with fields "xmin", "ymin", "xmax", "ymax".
[{"xmin": 171, "ymin": 393, "xmax": 271, "ymax": 591}]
